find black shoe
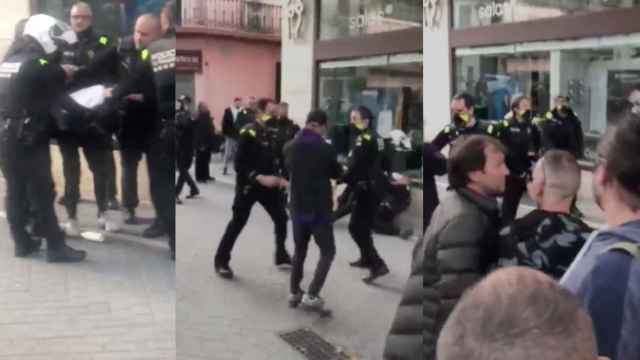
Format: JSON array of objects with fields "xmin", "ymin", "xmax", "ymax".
[
  {"xmin": 363, "ymin": 263, "xmax": 390, "ymax": 284},
  {"xmin": 186, "ymin": 191, "xmax": 199, "ymax": 199},
  {"xmin": 143, "ymin": 223, "xmax": 166, "ymax": 238},
  {"xmin": 275, "ymin": 252, "xmax": 293, "ymax": 269},
  {"xmin": 349, "ymin": 258, "xmax": 371, "ymax": 268},
  {"xmin": 215, "ymin": 263, "xmax": 234, "ymax": 279},
  {"xmin": 176, "ymin": 197, "xmax": 183, "ymax": 205},
  {"xmin": 207, "ymin": 176, "xmax": 216, "ymax": 182},
  {"xmin": 14, "ymin": 238, "xmax": 42, "ymax": 258},
  {"xmin": 107, "ymin": 198, "xmax": 120, "ymax": 210},
  {"xmin": 223, "ymin": 167, "xmax": 227, "ymax": 176},
  {"xmin": 47, "ymin": 245, "xmax": 87, "ymax": 263},
  {"xmin": 124, "ymin": 209, "xmax": 138, "ymax": 225},
  {"xmin": 288, "ymin": 291, "xmax": 304, "ymax": 308},
  {"xmin": 170, "ymin": 249, "xmax": 175, "ymax": 261}
]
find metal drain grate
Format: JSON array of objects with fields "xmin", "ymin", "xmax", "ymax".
[{"xmin": 279, "ymin": 328, "xmax": 351, "ymax": 360}]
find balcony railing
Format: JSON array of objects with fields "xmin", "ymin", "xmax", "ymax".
[{"xmin": 182, "ymin": 0, "xmax": 282, "ymax": 36}]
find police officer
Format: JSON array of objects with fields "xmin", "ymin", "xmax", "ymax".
[
  {"xmin": 270, "ymin": 102, "xmax": 300, "ymax": 178},
  {"xmin": 432, "ymin": 93, "xmax": 491, "ymax": 152},
  {"xmin": 539, "ymin": 96, "xmax": 584, "ymax": 159},
  {"xmin": 146, "ymin": 0, "xmax": 177, "ymax": 258},
  {"xmin": 493, "ymin": 96, "xmax": 541, "ymax": 224},
  {"xmin": 214, "ymin": 98, "xmax": 292, "ymax": 279},
  {"xmin": 176, "ymin": 95, "xmax": 198, "ymax": 203},
  {"xmin": 58, "ymin": 2, "xmax": 120, "ymax": 236},
  {"xmin": 0, "ymin": 14, "xmax": 86, "ymax": 262},
  {"xmin": 344, "ymin": 106, "xmax": 390, "ymax": 283}
]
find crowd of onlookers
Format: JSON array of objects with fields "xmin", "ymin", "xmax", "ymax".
[{"xmin": 384, "ymin": 90, "xmax": 640, "ymax": 360}]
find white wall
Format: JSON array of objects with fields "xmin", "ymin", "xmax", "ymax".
[
  {"xmin": 0, "ymin": 1, "xmax": 31, "ymax": 59},
  {"xmin": 423, "ymin": 1, "xmax": 452, "ymax": 140},
  {"xmin": 281, "ymin": 0, "xmax": 315, "ymax": 126}
]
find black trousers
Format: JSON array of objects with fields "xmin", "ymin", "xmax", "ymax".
[
  {"xmin": 215, "ymin": 187, "xmax": 288, "ymax": 266},
  {"xmin": 121, "ymin": 148, "xmax": 143, "ymax": 211},
  {"xmin": 195, "ymin": 149, "xmax": 211, "ymax": 181},
  {"xmin": 146, "ymin": 133, "xmax": 176, "ymax": 251},
  {"xmin": 59, "ymin": 141, "xmax": 111, "ymax": 218},
  {"xmin": 0, "ymin": 121, "xmax": 65, "ymax": 250},
  {"xmin": 105, "ymin": 149, "xmax": 117, "ymax": 201},
  {"xmin": 349, "ymin": 188, "xmax": 385, "ymax": 267},
  {"xmin": 502, "ymin": 174, "xmax": 527, "ymax": 225},
  {"xmin": 176, "ymin": 166, "xmax": 198, "ymax": 197},
  {"xmin": 290, "ymin": 219, "xmax": 336, "ymax": 297}
]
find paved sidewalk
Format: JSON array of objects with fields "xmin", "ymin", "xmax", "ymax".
[{"xmin": 0, "ymin": 178, "xmax": 176, "ymax": 360}]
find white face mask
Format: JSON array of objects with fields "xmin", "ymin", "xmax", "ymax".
[{"xmin": 23, "ymin": 14, "xmax": 78, "ymax": 54}]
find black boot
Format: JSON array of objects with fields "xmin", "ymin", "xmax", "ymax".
[
  {"xmin": 363, "ymin": 262, "xmax": 390, "ymax": 284},
  {"xmin": 124, "ymin": 208, "xmax": 138, "ymax": 225},
  {"xmin": 187, "ymin": 190, "xmax": 200, "ymax": 199},
  {"xmin": 47, "ymin": 245, "xmax": 87, "ymax": 263},
  {"xmin": 214, "ymin": 262, "xmax": 234, "ymax": 279},
  {"xmin": 143, "ymin": 220, "xmax": 166, "ymax": 238},
  {"xmin": 14, "ymin": 237, "xmax": 42, "ymax": 257},
  {"xmin": 275, "ymin": 251, "xmax": 292, "ymax": 269},
  {"xmin": 349, "ymin": 258, "xmax": 371, "ymax": 268}
]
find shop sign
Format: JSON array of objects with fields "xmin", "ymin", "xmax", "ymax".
[
  {"xmin": 177, "ymin": 50, "xmax": 202, "ymax": 73},
  {"xmin": 478, "ymin": 1, "xmax": 511, "ymax": 20},
  {"xmin": 349, "ymin": 6, "xmax": 393, "ymax": 30}
]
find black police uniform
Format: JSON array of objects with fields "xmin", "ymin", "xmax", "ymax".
[
  {"xmin": 214, "ymin": 116, "xmax": 292, "ymax": 275},
  {"xmin": 491, "ymin": 111, "xmax": 541, "ymax": 224},
  {"xmin": 0, "ymin": 44, "xmax": 85, "ymax": 261},
  {"xmin": 268, "ymin": 116, "xmax": 300, "ymax": 179},
  {"xmin": 539, "ymin": 108, "xmax": 584, "ymax": 158},
  {"xmin": 58, "ymin": 29, "xmax": 117, "ymax": 220},
  {"xmin": 111, "ymin": 36, "xmax": 157, "ymax": 221},
  {"xmin": 342, "ymin": 126, "xmax": 390, "ymax": 280},
  {"xmin": 176, "ymin": 106, "xmax": 198, "ymax": 198},
  {"xmin": 146, "ymin": 29, "xmax": 176, "ymax": 254}
]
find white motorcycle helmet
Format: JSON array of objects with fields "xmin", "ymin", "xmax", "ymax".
[{"xmin": 23, "ymin": 14, "xmax": 77, "ymax": 54}]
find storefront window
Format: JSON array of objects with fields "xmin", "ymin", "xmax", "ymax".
[
  {"xmin": 454, "ymin": 0, "xmax": 640, "ymax": 29},
  {"xmin": 319, "ymin": 0, "xmax": 422, "ymax": 40},
  {"xmin": 318, "ymin": 54, "xmax": 423, "ymax": 173},
  {"xmin": 454, "ymin": 36, "xmax": 640, "ymax": 162},
  {"xmin": 33, "ymin": 0, "xmax": 167, "ymax": 37}
]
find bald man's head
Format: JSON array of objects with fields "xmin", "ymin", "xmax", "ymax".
[
  {"xmin": 437, "ymin": 268, "xmax": 601, "ymax": 360},
  {"xmin": 528, "ymin": 150, "xmax": 581, "ymax": 208},
  {"xmin": 134, "ymin": 14, "xmax": 162, "ymax": 50},
  {"xmin": 70, "ymin": 2, "xmax": 93, "ymax": 33}
]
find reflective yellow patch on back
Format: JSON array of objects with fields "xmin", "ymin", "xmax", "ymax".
[
  {"xmin": 546, "ymin": 112, "xmax": 553, "ymax": 120},
  {"xmin": 141, "ymin": 49, "xmax": 150, "ymax": 61},
  {"xmin": 444, "ymin": 126, "xmax": 451, "ymax": 134},
  {"xmin": 99, "ymin": 36, "xmax": 109, "ymax": 45},
  {"xmin": 362, "ymin": 134, "xmax": 372, "ymax": 141},
  {"xmin": 38, "ymin": 58, "xmax": 48, "ymax": 66}
]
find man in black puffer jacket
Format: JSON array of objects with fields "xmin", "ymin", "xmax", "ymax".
[{"xmin": 384, "ymin": 135, "xmax": 508, "ymax": 360}]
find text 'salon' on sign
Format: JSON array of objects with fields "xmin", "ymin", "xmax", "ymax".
[{"xmin": 177, "ymin": 50, "xmax": 202, "ymax": 73}]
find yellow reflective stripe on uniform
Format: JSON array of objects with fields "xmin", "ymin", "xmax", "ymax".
[
  {"xmin": 38, "ymin": 58, "xmax": 48, "ymax": 66},
  {"xmin": 488, "ymin": 125, "xmax": 494, "ymax": 134},
  {"xmin": 444, "ymin": 126, "xmax": 451, "ymax": 134},
  {"xmin": 248, "ymin": 129, "xmax": 256, "ymax": 137},
  {"xmin": 362, "ymin": 134, "xmax": 371, "ymax": 141},
  {"xmin": 546, "ymin": 112, "xmax": 553, "ymax": 120},
  {"xmin": 99, "ymin": 36, "xmax": 109, "ymax": 45},
  {"xmin": 141, "ymin": 49, "xmax": 150, "ymax": 61},
  {"xmin": 502, "ymin": 120, "xmax": 509, "ymax": 127}
]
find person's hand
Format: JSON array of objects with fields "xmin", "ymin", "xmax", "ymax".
[
  {"xmin": 256, "ymin": 175, "xmax": 279, "ymax": 188},
  {"xmin": 278, "ymin": 178, "xmax": 289, "ymax": 189},
  {"xmin": 61, "ymin": 64, "xmax": 78, "ymax": 79},
  {"xmin": 126, "ymin": 94, "xmax": 144, "ymax": 102},
  {"xmin": 104, "ymin": 87, "xmax": 114, "ymax": 98}
]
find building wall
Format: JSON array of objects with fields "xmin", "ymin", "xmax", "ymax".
[
  {"xmin": 280, "ymin": 0, "xmax": 316, "ymax": 126},
  {"xmin": 178, "ymin": 35, "xmax": 281, "ymax": 128},
  {"xmin": 0, "ymin": 1, "xmax": 30, "ymax": 59}
]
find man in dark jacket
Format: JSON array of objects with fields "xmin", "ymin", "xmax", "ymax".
[
  {"xmin": 387, "ymin": 135, "xmax": 508, "ymax": 360},
  {"xmin": 176, "ymin": 95, "xmax": 198, "ymax": 202},
  {"xmin": 561, "ymin": 111, "xmax": 640, "ymax": 360},
  {"xmin": 423, "ymin": 142, "xmax": 447, "ymax": 233},
  {"xmin": 194, "ymin": 102, "xmax": 216, "ymax": 183},
  {"xmin": 222, "ymin": 97, "xmax": 242, "ymax": 175},
  {"xmin": 539, "ymin": 96, "xmax": 584, "ymax": 158},
  {"xmin": 285, "ymin": 110, "xmax": 342, "ymax": 311}
]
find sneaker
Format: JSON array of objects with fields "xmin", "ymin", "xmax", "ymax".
[
  {"xmin": 104, "ymin": 214, "xmax": 121, "ymax": 233},
  {"xmin": 349, "ymin": 258, "xmax": 370, "ymax": 268},
  {"xmin": 363, "ymin": 263, "xmax": 390, "ymax": 284},
  {"xmin": 301, "ymin": 294, "xmax": 325, "ymax": 311},
  {"xmin": 47, "ymin": 245, "xmax": 87, "ymax": 263},
  {"xmin": 107, "ymin": 198, "xmax": 120, "ymax": 210},
  {"xmin": 186, "ymin": 190, "xmax": 200, "ymax": 199},
  {"xmin": 143, "ymin": 222, "xmax": 166, "ymax": 238},
  {"xmin": 63, "ymin": 219, "xmax": 81, "ymax": 237},
  {"xmin": 214, "ymin": 263, "xmax": 234, "ymax": 279},
  {"xmin": 288, "ymin": 291, "xmax": 304, "ymax": 308}
]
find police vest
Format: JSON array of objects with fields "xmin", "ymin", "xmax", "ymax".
[
  {"xmin": 146, "ymin": 35, "xmax": 175, "ymax": 119},
  {"xmin": 0, "ymin": 52, "xmax": 38, "ymax": 117}
]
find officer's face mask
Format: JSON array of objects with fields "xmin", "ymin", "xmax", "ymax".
[
  {"xmin": 452, "ymin": 111, "xmax": 471, "ymax": 127},
  {"xmin": 518, "ymin": 109, "xmax": 532, "ymax": 121}
]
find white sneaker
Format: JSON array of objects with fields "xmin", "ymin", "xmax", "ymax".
[
  {"xmin": 97, "ymin": 213, "xmax": 107, "ymax": 230},
  {"xmin": 63, "ymin": 219, "xmax": 81, "ymax": 237},
  {"xmin": 102, "ymin": 211, "xmax": 121, "ymax": 233},
  {"xmin": 301, "ymin": 294, "xmax": 325, "ymax": 310}
]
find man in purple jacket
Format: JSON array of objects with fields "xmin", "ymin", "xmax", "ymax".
[{"xmin": 561, "ymin": 111, "xmax": 640, "ymax": 360}]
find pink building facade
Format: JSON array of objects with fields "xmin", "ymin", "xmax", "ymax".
[{"xmin": 178, "ymin": 0, "xmax": 281, "ymax": 129}]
